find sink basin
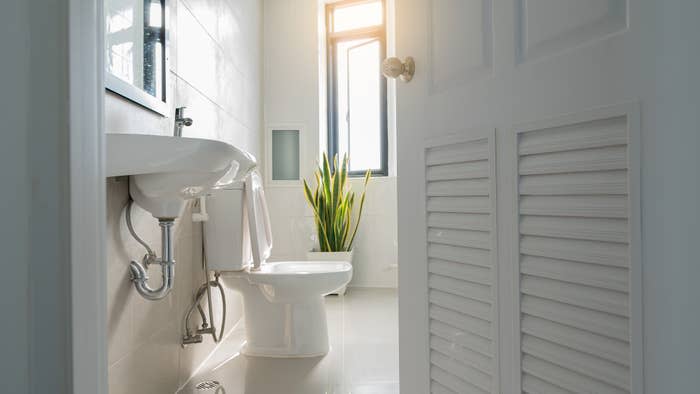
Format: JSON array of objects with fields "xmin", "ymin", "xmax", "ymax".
[{"xmin": 106, "ymin": 133, "xmax": 256, "ymax": 218}]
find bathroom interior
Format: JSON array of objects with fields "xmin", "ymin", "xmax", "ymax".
[
  {"xmin": 3, "ymin": 0, "xmax": 700, "ymax": 393},
  {"xmin": 105, "ymin": 0, "xmax": 398, "ymax": 392}
]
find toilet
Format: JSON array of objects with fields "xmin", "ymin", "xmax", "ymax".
[{"xmin": 204, "ymin": 170, "xmax": 352, "ymax": 358}]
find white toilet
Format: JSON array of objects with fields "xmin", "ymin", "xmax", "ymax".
[{"xmin": 204, "ymin": 170, "xmax": 352, "ymax": 357}]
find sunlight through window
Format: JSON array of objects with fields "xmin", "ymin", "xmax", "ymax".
[
  {"xmin": 332, "ymin": 1, "xmax": 383, "ymax": 32},
  {"xmin": 327, "ymin": 0, "xmax": 387, "ymax": 175}
]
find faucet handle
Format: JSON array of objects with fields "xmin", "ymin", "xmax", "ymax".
[
  {"xmin": 174, "ymin": 106, "xmax": 193, "ymax": 137},
  {"xmin": 175, "ymin": 107, "xmax": 193, "ymax": 125}
]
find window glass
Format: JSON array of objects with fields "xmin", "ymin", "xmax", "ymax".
[
  {"xmin": 332, "ymin": 1, "xmax": 383, "ymax": 32},
  {"xmin": 346, "ymin": 40, "xmax": 382, "ymax": 171},
  {"xmin": 335, "ymin": 38, "xmax": 375, "ymax": 169}
]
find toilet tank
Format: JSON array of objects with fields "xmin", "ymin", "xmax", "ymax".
[{"xmin": 203, "ymin": 182, "xmax": 252, "ymax": 271}]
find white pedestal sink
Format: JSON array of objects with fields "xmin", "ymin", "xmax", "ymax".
[
  {"xmin": 106, "ymin": 133, "xmax": 256, "ymax": 301},
  {"xmin": 106, "ymin": 133, "xmax": 255, "ymax": 218}
]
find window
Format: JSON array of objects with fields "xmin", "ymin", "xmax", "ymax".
[{"xmin": 326, "ymin": 0, "xmax": 388, "ymax": 176}]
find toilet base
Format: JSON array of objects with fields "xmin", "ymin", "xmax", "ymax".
[{"xmin": 241, "ymin": 290, "xmax": 331, "ymax": 358}]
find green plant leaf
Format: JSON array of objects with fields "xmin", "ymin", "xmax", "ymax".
[
  {"xmin": 303, "ymin": 153, "xmax": 371, "ymax": 252},
  {"xmin": 347, "ymin": 170, "xmax": 371, "ymax": 250}
]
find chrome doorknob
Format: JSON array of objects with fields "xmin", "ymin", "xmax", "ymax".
[{"xmin": 382, "ymin": 57, "xmax": 415, "ymax": 82}]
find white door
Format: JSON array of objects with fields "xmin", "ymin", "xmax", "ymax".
[{"xmin": 395, "ymin": 1, "xmax": 648, "ymax": 393}]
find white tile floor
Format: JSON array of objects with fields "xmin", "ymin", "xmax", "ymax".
[{"xmin": 177, "ymin": 288, "xmax": 399, "ymax": 394}]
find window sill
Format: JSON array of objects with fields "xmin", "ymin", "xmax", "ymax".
[{"xmin": 348, "ymin": 174, "xmax": 396, "ymax": 183}]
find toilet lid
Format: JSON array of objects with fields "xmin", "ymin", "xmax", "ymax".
[{"xmin": 245, "ymin": 170, "xmax": 273, "ymax": 266}]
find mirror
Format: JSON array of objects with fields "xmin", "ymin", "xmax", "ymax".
[{"xmin": 105, "ymin": 0, "xmax": 168, "ymax": 115}]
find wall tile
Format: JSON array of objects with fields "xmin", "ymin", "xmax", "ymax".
[
  {"xmin": 107, "ymin": 263, "xmax": 134, "ymax": 366},
  {"xmin": 108, "ymin": 323, "xmax": 181, "ymax": 394}
]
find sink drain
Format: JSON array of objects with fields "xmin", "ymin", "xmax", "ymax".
[{"xmin": 195, "ymin": 380, "xmax": 221, "ymax": 390}]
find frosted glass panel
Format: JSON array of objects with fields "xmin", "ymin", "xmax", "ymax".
[{"xmin": 272, "ymin": 130, "xmax": 300, "ymax": 181}]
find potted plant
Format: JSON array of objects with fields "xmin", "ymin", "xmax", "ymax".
[{"xmin": 303, "ymin": 153, "xmax": 371, "ymax": 295}]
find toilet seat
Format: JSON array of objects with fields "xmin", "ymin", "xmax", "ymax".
[
  {"xmin": 245, "ymin": 261, "xmax": 352, "ymax": 302},
  {"xmin": 244, "ymin": 170, "xmax": 273, "ymax": 270}
]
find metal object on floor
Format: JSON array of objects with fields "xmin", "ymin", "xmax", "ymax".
[{"xmin": 195, "ymin": 380, "xmax": 221, "ymax": 390}]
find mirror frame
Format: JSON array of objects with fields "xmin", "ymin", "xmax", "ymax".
[{"xmin": 105, "ymin": 0, "xmax": 170, "ymax": 116}]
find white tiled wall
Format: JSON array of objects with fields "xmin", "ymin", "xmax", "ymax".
[
  {"xmin": 262, "ymin": 0, "xmax": 398, "ymax": 288},
  {"xmin": 105, "ymin": 1, "xmax": 262, "ymax": 393}
]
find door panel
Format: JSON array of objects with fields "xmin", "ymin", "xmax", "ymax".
[
  {"xmin": 396, "ymin": 0, "xmax": 642, "ymax": 392},
  {"xmin": 428, "ymin": 0, "xmax": 493, "ymax": 92},
  {"xmin": 515, "ymin": 0, "xmax": 627, "ymax": 63}
]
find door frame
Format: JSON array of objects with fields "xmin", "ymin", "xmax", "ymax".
[{"xmin": 68, "ymin": 0, "xmax": 107, "ymax": 392}]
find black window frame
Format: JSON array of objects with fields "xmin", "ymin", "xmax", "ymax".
[{"xmin": 326, "ymin": 0, "xmax": 388, "ymax": 177}]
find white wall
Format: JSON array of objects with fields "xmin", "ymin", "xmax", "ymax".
[
  {"xmin": 105, "ymin": 0, "xmax": 262, "ymax": 393},
  {"xmin": 263, "ymin": 0, "xmax": 398, "ymax": 288}
]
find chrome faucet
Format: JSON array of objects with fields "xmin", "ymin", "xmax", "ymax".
[{"xmin": 174, "ymin": 106, "xmax": 193, "ymax": 137}]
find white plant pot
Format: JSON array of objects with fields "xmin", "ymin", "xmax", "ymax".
[{"xmin": 306, "ymin": 250, "xmax": 354, "ymax": 295}]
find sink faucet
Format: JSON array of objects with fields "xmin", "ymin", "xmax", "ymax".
[{"xmin": 174, "ymin": 106, "xmax": 193, "ymax": 137}]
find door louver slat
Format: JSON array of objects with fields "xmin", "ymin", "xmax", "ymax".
[
  {"xmin": 428, "ymin": 244, "xmax": 490, "ymax": 267},
  {"xmin": 430, "ymin": 335, "xmax": 493, "ymax": 373},
  {"xmin": 431, "ymin": 366, "xmax": 489, "ymax": 394},
  {"xmin": 519, "ymin": 170, "xmax": 628, "ymax": 195},
  {"xmin": 519, "ymin": 216, "xmax": 628, "ymax": 243},
  {"xmin": 428, "ymin": 212, "xmax": 491, "ymax": 231},
  {"xmin": 519, "ymin": 145, "xmax": 628, "ymax": 175},
  {"xmin": 430, "ymin": 290, "xmax": 492, "ymax": 321},
  {"xmin": 429, "ymin": 305, "xmax": 492, "ymax": 340},
  {"xmin": 429, "ymin": 259, "xmax": 492, "ymax": 286},
  {"xmin": 521, "ymin": 315, "xmax": 630, "ymax": 366},
  {"xmin": 427, "ymin": 161, "xmax": 489, "ymax": 181},
  {"xmin": 517, "ymin": 117, "xmax": 627, "ymax": 156}
]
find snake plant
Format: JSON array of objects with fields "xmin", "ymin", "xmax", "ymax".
[{"xmin": 303, "ymin": 153, "xmax": 371, "ymax": 252}]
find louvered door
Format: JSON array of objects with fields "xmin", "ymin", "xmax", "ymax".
[
  {"xmin": 395, "ymin": 1, "xmax": 645, "ymax": 391},
  {"xmin": 425, "ymin": 132, "xmax": 498, "ymax": 394},
  {"xmin": 513, "ymin": 105, "xmax": 641, "ymax": 394}
]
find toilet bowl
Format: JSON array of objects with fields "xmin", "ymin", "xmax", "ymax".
[
  {"xmin": 204, "ymin": 170, "xmax": 353, "ymax": 357},
  {"xmin": 221, "ymin": 261, "xmax": 352, "ymax": 357}
]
